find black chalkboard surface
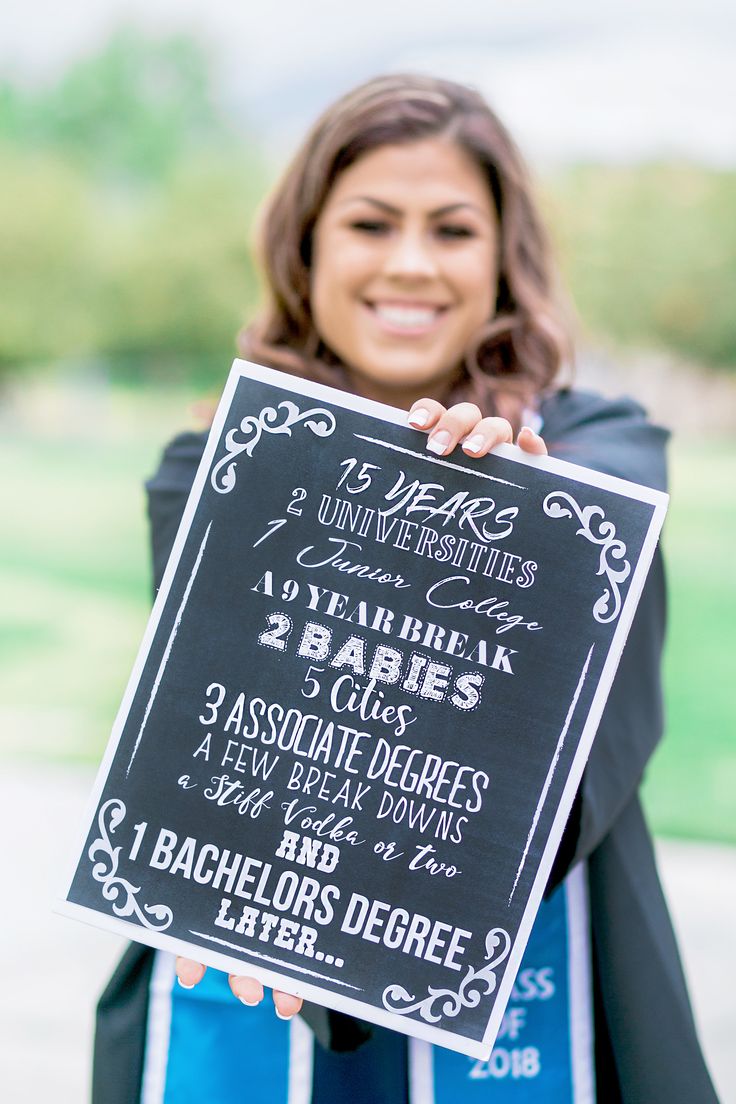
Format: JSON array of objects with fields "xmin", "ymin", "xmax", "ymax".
[{"xmin": 58, "ymin": 360, "xmax": 667, "ymax": 1058}]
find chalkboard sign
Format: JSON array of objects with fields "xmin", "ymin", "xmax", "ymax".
[{"xmin": 58, "ymin": 360, "xmax": 667, "ymax": 1058}]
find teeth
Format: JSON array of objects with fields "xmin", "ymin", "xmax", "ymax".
[{"xmin": 373, "ymin": 304, "xmax": 439, "ymax": 328}]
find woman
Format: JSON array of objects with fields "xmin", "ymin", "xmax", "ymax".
[{"xmin": 93, "ymin": 74, "xmax": 718, "ymax": 1103}]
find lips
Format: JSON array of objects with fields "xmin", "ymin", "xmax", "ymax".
[{"xmin": 364, "ymin": 300, "xmax": 448, "ymax": 335}]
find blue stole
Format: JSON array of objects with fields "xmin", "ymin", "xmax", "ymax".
[
  {"xmin": 411, "ymin": 862, "xmax": 595, "ymax": 1102},
  {"xmin": 141, "ymin": 865, "xmax": 594, "ymax": 1104}
]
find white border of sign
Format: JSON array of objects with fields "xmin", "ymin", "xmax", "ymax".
[{"xmin": 55, "ymin": 359, "xmax": 668, "ymax": 1059}]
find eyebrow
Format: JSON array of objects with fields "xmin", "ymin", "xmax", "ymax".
[{"xmin": 340, "ymin": 196, "xmax": 487, "ymax": 218}]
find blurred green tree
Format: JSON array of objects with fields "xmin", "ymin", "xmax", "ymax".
[
  {"xmin": 0, "ymin": 26, "xmax": 231, "ymax": 183},
  {"xmin": 546, "ymin": 163, "xmax": 736, "ymax": 369},
  {"xmin": 0, "ymin": 27, "xmax": 264, "ymax": 383}
]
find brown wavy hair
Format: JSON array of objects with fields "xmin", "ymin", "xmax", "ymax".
[{"xmin": 238, "ymin": 73, "xmax": 572, "ymax": 424}]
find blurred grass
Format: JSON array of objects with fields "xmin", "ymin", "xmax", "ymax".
[
  {"xmin": 0, "ymin": 382, "xmax": 201, "ymax": 761},
  {"xmin": 642, "ymin": 438, "xmax": 736, "ymax": 842},
  {"xmin": 0, "ymin": 383, "xmax": 733, "ymax": 841}
]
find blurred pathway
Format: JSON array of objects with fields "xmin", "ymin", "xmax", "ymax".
[{"xmin": 1, "ymin": 764, "xmax": 733, "ymax": 1103}]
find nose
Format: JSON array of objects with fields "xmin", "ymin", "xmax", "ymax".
[{"xmin": 383, "ymin": 228, "xmax": 438, "ymax": 280}]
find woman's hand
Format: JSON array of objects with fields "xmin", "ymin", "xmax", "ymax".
[
  {"xmin": 176, "ymin": 957, "xmax": 303, "ymax": 1020},
  {"xmin": 406, "ymin": 399, "xmax": 547, "ymax": 457}
]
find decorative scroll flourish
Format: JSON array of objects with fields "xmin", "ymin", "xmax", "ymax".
[
  {"xmin": 543, "ymin": 491, "xmax": 631, "ymax": 623},
  {"xmin": 88, "ymin": 799, "xmax": 173, "ymax": 931},
  {"xmin": 382, "ymin": 927, "xmax": 511, "ymax": 1023},
  {"xmin": 211, "ymin": 402, "xmax": 337, "ymax": 493}
]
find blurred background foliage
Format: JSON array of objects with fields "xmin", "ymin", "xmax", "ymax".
[
  {"xmin": 547, "ymin": 164, "xmax": 736, "ymax": 369},
  {"xmin": 1, "ymin": 26, "xmax": 734, "ymax": 844},
  {"xmin": 0, "ymin": 27, "xmax": 264, "ymax": 384},
  {"xmin": 1, "ymin": 26, "xmax": 735, "ymax": 385}
]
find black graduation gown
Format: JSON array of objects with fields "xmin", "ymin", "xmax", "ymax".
[{"xmin": 92, "ymin": 389, "xmax": 719, "ymax": 1104}]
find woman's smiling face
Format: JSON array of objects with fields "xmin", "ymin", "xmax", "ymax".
[{"xmin": 310, "ymin": 138, "xmax": 499, "ymax": 408}]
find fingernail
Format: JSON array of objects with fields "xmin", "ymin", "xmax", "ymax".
[
  {"xmin": 177, "ymin": 978, "xmax": 196, "ymax": 990},
  {"xmin": 426, "ymin": 430, "xmax": 451, "ymax": 455},
  {"xmin": 239, "ymin": 996, "xmax": 260, "ymax": 1007},
  {"xmin": 275, "ymin": 1009, "xmax": 295, "ymax": 1020},
  {"xmin": 462, "ymin": 435, "xmax": 485, "ymax": 454},
  {"xmin": 520, "ymin": 425, "xmax": 534, "ymax": 436},
  {"xmin": 407, "ymin": 408, "xmax": 429, "ymax": 428}
]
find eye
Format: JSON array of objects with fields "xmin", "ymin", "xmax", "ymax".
[
  {"xmin": 349, "ymin": 219, "xmax": 391, "ymax": 236},
  {"xmin": 435, "ymin": 223, "xmax": 476, "ymax": 240}
]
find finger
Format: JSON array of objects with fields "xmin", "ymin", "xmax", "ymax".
[
  {"xmin": 406, "ymin": 398, "xmax": 447, "ymax": 431},
  {"xmin": 423, "ymin": 402, "xmax": 484, "ymax": 456},
  {"xmin": 516, "ymin": 425, "xmax": 548, "ymax": 456},
  {"xmin": 176, "ymin": 957, "xmax": 207, "ymax": 989},
  {"xmin": 459, "ymin": 416, "xmax": 514, "ymax": 458},
  {"xmin": 273, "ymin": 990, "xmax": 303, "ymax": 1020},
  {"xmin": 228, "ymin": 974, "xmax": 265, "ymax": 1007}
]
